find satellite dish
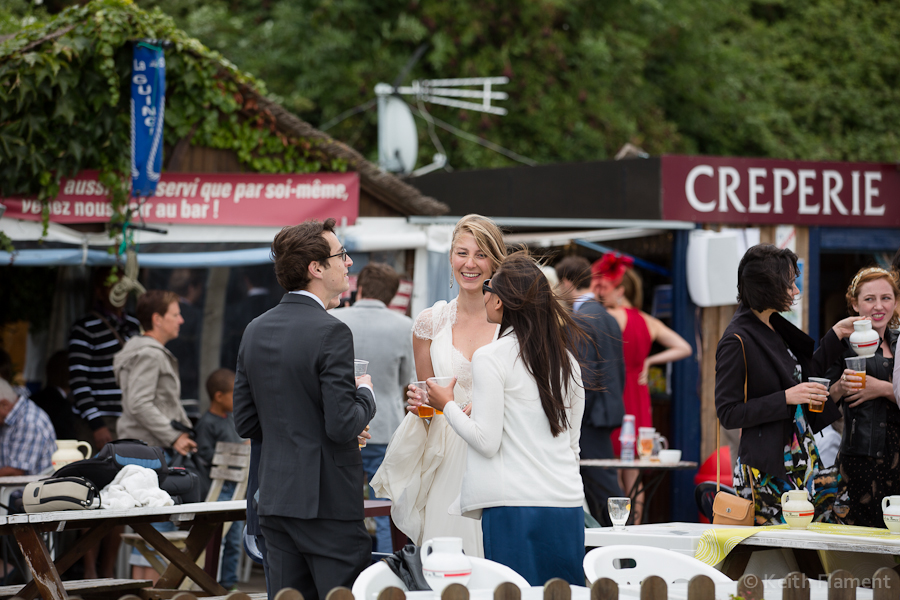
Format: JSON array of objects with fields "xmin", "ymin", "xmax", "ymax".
[{"xmin": 378, "ymin": 95, "xmax": 418, "ymax": 173}]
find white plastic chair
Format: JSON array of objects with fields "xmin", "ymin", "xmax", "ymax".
[
  {"xmin": 351, "ymin": 557, "xmax": 529, "ymax": 600},
  {"xmin": 352, "ymin": 562, "xmax": 407, "ymax": 600},
  {"xmin": 583, "ymin": 545, "xmax": 733, "ymax": 586},
  {"xmin": 467, "ymin": 557, "xmax": 530, "ymax": 590}
]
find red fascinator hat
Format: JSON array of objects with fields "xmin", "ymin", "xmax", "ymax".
[{"xmin": 591, "ymin": 253, "xmax": 634, "ymax": 287}]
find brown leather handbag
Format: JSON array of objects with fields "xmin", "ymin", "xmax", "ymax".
[{"xmin": 711, "ymin": 333, "xmax": 755, "ymax": 527}]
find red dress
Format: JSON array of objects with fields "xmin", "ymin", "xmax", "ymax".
[{"xmin": 611, "ymin": 307, "xmax": 654, "ymax": 456}]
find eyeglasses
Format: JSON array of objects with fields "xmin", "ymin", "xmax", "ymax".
[
  {"xmin": 482, "ymin": 279, "xmax": 494, "ymax": 295},
  {"xmin": 323, "ymin": 247, "xmax": 349, "ymax": 262}
]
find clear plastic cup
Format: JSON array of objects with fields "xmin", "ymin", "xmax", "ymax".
[
  {"xmin": 411, "ymin": 381, "xmax": 433, "ymax": 418},
  {"xmin": 844, "ymin": 356, "xmax": 867, "ymax": 389},
  {"xmin": 354, "ymin": 359, "xmax": 369, "ymax": 377},
  {"xmin": 807, "ymin": 377, "xmax": 830, "ymax": 413}
]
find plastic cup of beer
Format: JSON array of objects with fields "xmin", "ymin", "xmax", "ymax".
[
  {"xmin": 359, "ymin": 425, "xmax": 369, "ymax": 449},
  {"xmin": 426, "ymin": 376, "xmax": 455, "ymax": 415},
  {"xmin": 807, "ymin": 377, "xmax": 830, "ymax": 413},
  {"xmin": 354, "ymin": 359, "xmax": 369, "ymax": 377},
  {"xmin": 845, "ymin": 356, "xmax": 867, "ymax": 389},
  {"xmin": 412, "ymin": 381, "xmax": 433, "ymax": 418}
]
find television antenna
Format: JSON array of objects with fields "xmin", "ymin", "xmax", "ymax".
[{"xmin": 375, "ymin": 76, "xmax": 509, "ymax": 175}]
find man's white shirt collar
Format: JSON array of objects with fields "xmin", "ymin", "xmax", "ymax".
[{"xmin": 290, "ymin": 290, "xmax": 325, "ymax": 309}]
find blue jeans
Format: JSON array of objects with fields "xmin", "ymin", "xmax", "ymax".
[
  {"xmin": 219, "ymin": 481, "xmax": 243, "ymax": 588},
  {"xmin": 360, "ymin": 444, "xmax": 391, "ymax": 554}
]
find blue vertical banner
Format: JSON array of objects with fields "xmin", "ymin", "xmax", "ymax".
[{"xmin": 130, "ymin": 42, "xmax": 166, "ymax": 197}]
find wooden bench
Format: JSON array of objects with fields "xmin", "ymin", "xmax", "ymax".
[{"xmin": 0, "ymin": 578, "xmax": 150, "ymax": 600}]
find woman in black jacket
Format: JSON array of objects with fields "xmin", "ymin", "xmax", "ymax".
[
  {"xmin": 825, "ymin": 267, "xmax": 899, "ymax": 527},
  {"xmin": 715, "ymin": 245, "xmax": 859, "ymax": 525}
]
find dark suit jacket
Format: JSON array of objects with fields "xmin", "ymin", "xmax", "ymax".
[
  {"xmin": 233, "ymin": 293, "xmax": 376, "ymax": 521},
  {"xmin": 715, "ymin": 302, "xmax": 843, "ymax": 477},
  {"xmin": 574, "ymin": 300, "xmax": 625, "ymax": 430}
]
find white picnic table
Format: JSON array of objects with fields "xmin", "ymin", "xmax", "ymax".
[{"xmin": 0, "ymin": 499, "xmax": 246, "ymax": 600}]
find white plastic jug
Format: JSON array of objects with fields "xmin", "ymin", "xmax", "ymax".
[
  {"xmin": 52, "ymin": 439, "xmax": 92, "ymax": 469},
  {"xmin": 421, "ymin": 537, "xmax": 472, "ymax": 593},
  {"xmin": 780, "ymin": 490, "xmax": 814, "ymax": 529}
]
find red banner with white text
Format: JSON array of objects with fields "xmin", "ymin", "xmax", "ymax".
[{"xmin": 3, "ymin": 170, "xmax": 359, "ymax": 226}]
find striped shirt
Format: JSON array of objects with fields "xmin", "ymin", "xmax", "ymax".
[
  {"xmin": 68, "ymin": 310, "xmax": 141, "ymax": 428},
  {"xmin": 0, "ymin": 396, "xmax": 56, "ymax": 474}
]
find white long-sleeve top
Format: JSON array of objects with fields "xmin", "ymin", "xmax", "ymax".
[{"xmin": 442, "ymin": 330, "xmax": 585, "ymax": 517}]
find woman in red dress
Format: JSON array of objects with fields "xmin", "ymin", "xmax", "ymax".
[{"xmin": 593, "ymin": 254, "xmax": 692, "ymax": 523}]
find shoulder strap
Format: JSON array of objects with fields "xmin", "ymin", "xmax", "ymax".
[
  {"xmin": 90, "ymin": 311, "xmax": 126, "ymax": 346},
  {"xmin": 717, "ymin": 333, "xmax": 749, "ymax": 494}
]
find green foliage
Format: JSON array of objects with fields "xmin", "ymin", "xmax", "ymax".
[
  {"xmin": 139, "ymin": 0, "xmax": 900, "ymax": 169},
  {"xmin": 0, "ymin": 0, "xmax": 345, "ymax": 241}
]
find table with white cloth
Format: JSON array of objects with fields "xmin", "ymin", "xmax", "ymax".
[{"xmin": 585, "ymin": 522, "xmax": 900, "ymax": 580}]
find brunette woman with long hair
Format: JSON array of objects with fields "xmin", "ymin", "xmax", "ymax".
[{"xmin": 426, "ymin": 252, "xmax": 586, "ymax": 585}]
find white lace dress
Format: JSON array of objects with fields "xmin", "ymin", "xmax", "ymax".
[{"xmin": 371, "ymin": 299, "xmax": 494, "ymax": 557}]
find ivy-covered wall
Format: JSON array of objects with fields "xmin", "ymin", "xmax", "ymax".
[{"xmin": 0, "ymin": 0, "xmax": 346, "ymax": 247}]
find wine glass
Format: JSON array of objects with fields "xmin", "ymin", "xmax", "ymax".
[{"xmin": 608, "ymin": 497, "xmax": 631, "ymax": 531}]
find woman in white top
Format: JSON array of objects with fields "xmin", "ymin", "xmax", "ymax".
[
  {"xmin": 371, "ymin": 215, "xmax": 507, "ymax": 557},
  {"xmin": 426, "ymin": 252, "xmax": 586, "ymax": 585}
]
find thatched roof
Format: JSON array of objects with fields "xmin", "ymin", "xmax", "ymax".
[{"xmin": 243, "ymin": 87, "xmax": 448, "ymax": 216}]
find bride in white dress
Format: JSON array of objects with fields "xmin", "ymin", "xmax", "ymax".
[{"xmin": 372, "ymin": 215, "xmax": 507, "ymax": 557}]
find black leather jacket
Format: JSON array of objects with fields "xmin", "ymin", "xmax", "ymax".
[{"xmin": 826, "ymin": 329, "xmax": 899, "ymax": 459}]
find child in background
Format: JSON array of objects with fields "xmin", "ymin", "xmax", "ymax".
[{"xmin": 196, "ymin": 368, "xmax": 245, "ymax": 591}]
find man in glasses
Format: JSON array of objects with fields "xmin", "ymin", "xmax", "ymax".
[{"xmin": 234, "ymin": 218, "xmax": 376, "ymax": 600}]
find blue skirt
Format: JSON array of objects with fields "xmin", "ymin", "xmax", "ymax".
[{"xmin": 482, "ymin": 506, "xmax": 584, "ymax": 586}]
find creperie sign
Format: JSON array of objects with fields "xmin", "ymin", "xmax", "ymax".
[{"xmin": 661, "ymin": 155, "xmax": 900, "ymax": 226}]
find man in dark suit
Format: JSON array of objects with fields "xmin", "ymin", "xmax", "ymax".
[
  {"xmin": 233, "ymin": 218, "xmax": 376, "ymax": 600},
  {"xmin": 557, "ymin": 256, "xmax": 626, "ymax": 525}
]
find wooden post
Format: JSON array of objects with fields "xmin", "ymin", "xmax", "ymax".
[
  {"xmin": 441, "ymin": 583, "xmax": 469, "ymax": 600},
  {"xmin": 542, "ymin": 579, "xmax": 570, "ymax": 600},
  {"xmin": 638, "ymin": 575, "xmax": 666, "ymax": 600},
  {"xmin": 324, "ymin": 587, "xmax": 353, "ymax": 600},
  {"xmin": 687, "ymin": 574, "xmax": 715, "ymax": 599},
  {"xmin": 783, "ymin": 571, "xmax": 810, "ymax": 600},
  {"xmin": 590, "ymin": 578, "xmax": 618, "ymax": 600},
  {"xmin": 273, "ymin": 588, "xmax": 304, "ymax": 600},
  {"xmin": 736, "ymin": 573, "xmax": 763, "ymax": 600},
  {"xmin": 378, "ymin": 586, "xmax": 407, "ymax": 600},
  {"xmin": 492, "ymin": 582, "xmax": 520, "ymax": 600},
  {"xmin": 826, "ymin": 569, "xmax": 855, "ymax": 600},
  {"xmin": 872, "ymin": 567, "xmax": 900, "ymax": 600}
]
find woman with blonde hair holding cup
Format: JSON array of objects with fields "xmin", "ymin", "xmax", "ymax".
[
  {"xmin": 372, "ymin": 215, "xmax": 507, "ymax": 557},
  {"xmin": 825, "ymin": 267, "xmax": 899, "ymax": 527}
]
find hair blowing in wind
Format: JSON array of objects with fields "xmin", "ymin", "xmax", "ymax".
[{"xmin": 492, "ymin": 252, "xmax": 585, "ymax": 437}]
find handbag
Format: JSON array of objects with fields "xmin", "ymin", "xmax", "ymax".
[
  {"xmin": 711, "ymin": 333, "xmax": 756, "ymax": 527},
  {"xmin": 23, "ymin": 476, "xmax": 101, "ymax": 513}
]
